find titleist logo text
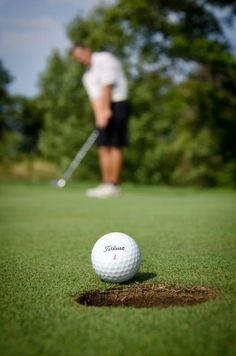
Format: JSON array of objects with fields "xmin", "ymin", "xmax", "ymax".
[{"xmin": 103, "ymin": 245, "xmax": 125, "ymax": 252}]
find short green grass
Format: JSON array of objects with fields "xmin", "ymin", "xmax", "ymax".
[{"xmin": 0, "ymin": 182, "xmax": 236, "ymax": 356}]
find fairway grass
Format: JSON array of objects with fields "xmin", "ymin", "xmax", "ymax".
[{"xmin": 0, "ymin": 182, "xmax": 235, "ymax": 356}]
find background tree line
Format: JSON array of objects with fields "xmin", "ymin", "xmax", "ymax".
[{"xmin": 1, "ymin": 0, "xmax": 236, "ymax": 186}]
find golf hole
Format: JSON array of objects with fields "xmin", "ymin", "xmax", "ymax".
[{"xmin": 76, "ymin": 284, "xmax": 218, "ymax": 308}]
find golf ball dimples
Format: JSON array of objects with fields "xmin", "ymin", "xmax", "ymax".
[{"xmin": 91, "ymin": 232, "xmax": 141, "ymax": 283}]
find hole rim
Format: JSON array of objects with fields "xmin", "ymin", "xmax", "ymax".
[{"xmin": 75, "ymin": 283, "xmax": 219, "ymax": 309}]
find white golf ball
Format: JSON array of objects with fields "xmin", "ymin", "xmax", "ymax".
[
  {"xmin": 57, "ymin": 179, "xmax": 66, "ymax": 188},
  {"xmin": 91, "ymin": 232, "xmax": 141, "ymax": 283}
]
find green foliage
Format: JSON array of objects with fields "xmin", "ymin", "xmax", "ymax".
[
  {"xmin": 10, "ymin": 96, "xmax": 43, "ymax": 151},
  {"xmin": 0, "ymin": 59, "xmax": 12, "ymax": 93},
  {"xmin": 0, "ymin": 131, "xmax": 22, "ymax": 162},
  {"xmin": 0, "ymin": 60, "xmax": 12, "ymax": 137},
  {"xmin": 0, "ymin": 60, "xmax": 43, "ymax": 163},
  {"xmin": 37, "ymin": 1, "xmax": 236, "ymax": 186},
  {"xmin": 0, "ymin": 95, "xmax": 43, "ymax": 162},
  {"xmin": 38, "ymin": 51, "xmax": 99, "ymax": 180}
]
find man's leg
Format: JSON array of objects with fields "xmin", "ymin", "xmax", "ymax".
[
  {"xmin": 86, "ymin": 100, "xmax": 129, "ymax": 198},
  {"xmin": 86, "ymin": 146, "xmax": 122, "ymax": 198},
  {"xmin": 98, "ymin": 146, "xmax": 123, "ymax": 184}
]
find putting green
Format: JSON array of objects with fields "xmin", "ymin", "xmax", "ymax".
[{"xmin": 0, "ymin": 182, "xmax": 235, "ymax": 356}]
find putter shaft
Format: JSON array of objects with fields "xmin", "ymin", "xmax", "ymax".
[
  {"xmin": 52, "ymin": 129, "xmax": 99, "ymax": 188},
  {"xmin": 62, "ymin": 129, "xmax": 99, "ymax": 181}
]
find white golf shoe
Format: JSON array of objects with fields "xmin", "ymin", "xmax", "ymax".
[{"xmin": 86, "ymin": 183, "xmax": 120, "ymax": 198}]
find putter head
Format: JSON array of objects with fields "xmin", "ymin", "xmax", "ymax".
[{"xmin": 51, "ymin": 178, "xmax": 66, "ymax": 188}]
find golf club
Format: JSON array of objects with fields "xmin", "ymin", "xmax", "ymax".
[{"xmin": 51, "ymin": 129, "xmax": 99, "ymax": 188}]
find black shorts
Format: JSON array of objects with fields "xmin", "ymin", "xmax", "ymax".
[{"xmin": 96, "ymin": 100, "xmax": 129, "ymax": 147}]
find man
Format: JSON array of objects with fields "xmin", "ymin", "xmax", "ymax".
[{"xmin": 71, "ymin": 44, "xmax": 129, "ymax": 198}]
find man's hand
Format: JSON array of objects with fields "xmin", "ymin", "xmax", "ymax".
[{"xmin": 91, "ymin": 84, "xmax": 113, "ymax": 130}]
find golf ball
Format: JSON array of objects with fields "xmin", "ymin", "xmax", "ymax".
[
  {"xmin": 57, "ymin": 178, "xmax": 66, "ymax": 188},
  {"xmin": 91, "ymin": 232, "xmax": 141, "ymax": 283}
]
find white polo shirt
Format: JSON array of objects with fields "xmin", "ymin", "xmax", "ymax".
[{"xmin": 82, "ymin": 52, "xmax": 128, "ymax": 102}]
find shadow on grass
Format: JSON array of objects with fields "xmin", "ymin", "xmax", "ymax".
[{"xmin": 130, "ymin": 272, "xmax": 157, "ymax": 284}]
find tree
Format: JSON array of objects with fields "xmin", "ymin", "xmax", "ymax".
[
  {"xmin": 38, "ymin": 0, "xmax": 236, "ymax": 186},
  {"xmin": 0, "ymin": 60, "xmax": 43, "ymax": 162},
  {"xmin": 0, "ymin": 60, "xmax": 21, "ymax": 162},
  {"xmin": 7, "ymin": 96, "xmax": 43, "ymax": 152},
  {"xmin": 0, "ymin": 60, "xmax": 12, "ymax": 136},
  {"xmin": 38, "ymin": 51, "xmax": 99, "ymax": 180}
]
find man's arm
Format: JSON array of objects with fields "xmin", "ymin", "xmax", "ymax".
[{"xmin": 91, "ymin": 84, "xmax": 113, "ymax": 129}]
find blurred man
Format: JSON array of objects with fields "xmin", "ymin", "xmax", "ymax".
[{"xmin": 71, "ymin": 44, "xmax": 129, "ymax": 198}]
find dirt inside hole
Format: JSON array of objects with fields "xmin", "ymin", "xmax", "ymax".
[{"xmin": 76, "ymin": 284, "xmax": 218, "ymax": 308}]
